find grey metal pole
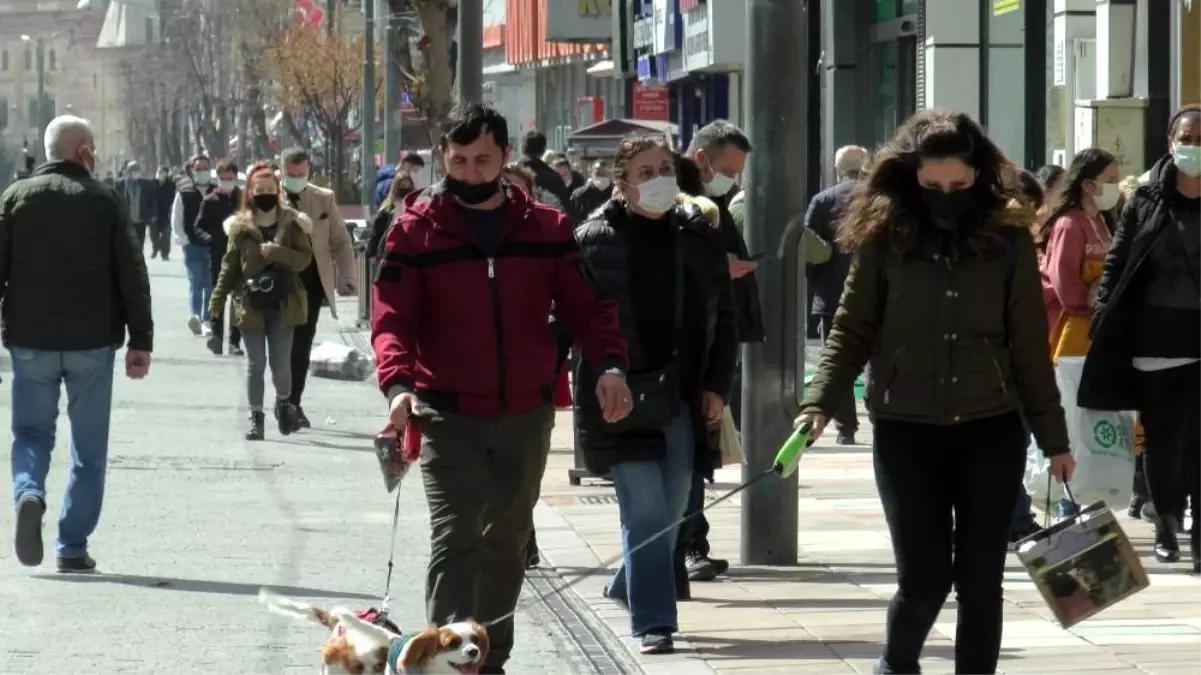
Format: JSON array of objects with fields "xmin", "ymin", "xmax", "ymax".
[
  {"xmin": 362, "ymin": 0, "xmax": 377, "ymax": 208},
  {"xmin": 326, "ymin": 0, "xmax": 336, "ymax": 36},
  {"xmin": 383, "ymin": 6, "xmax": 401, "ymax": 162},
  {"xmin": 740, "ymin": 0, "xmax": 808, "ymax": 566},
  {"xmin": 456, "ymin": 0, "xmax": 483, "ymax": 105},
  {"xmin": 34, "ymin": 38, "xmax": 45, "ymax": 164},
  {"xmin": 158, "ymin": 0, "xmax": 168, "ymax": 167}
]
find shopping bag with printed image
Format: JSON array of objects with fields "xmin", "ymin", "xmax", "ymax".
[
  {"xmin": 1025, "ymin": 357, "xmax": 1136, "ymax": 507},
  {"xmin": 1016, "ymin": 482, "xmax": 1149, "ymax": 628}
]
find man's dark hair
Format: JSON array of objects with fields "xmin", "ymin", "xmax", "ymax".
[
  {"xmin": 281, "ymin": 147, "xmax": 311, "ymax": 165},
  {"xmin": 440, "ymin": 104, "xmax": 509, "ymax": 150},
  {"xmin": 189, "ymin": 154, "xmax": 210, "ymax": 168},
  {"xmin": 550, "ymin": 155, "xmax": 570, "ymax": 169},
  {"xmin": 216, "ymin": 157, "xmax": 238, "ymax": 174},
  {"xmin": 157, "ymin": 164, "xmax": 170, "ymax": 173},
  {"xmin": 521, "ymin": 130, "xmax": 548, "ymax": 159},
  {"xmin": 687, "ymin": 120, "xmax": 753, "ymax": 156},
  {"xmin": 401, "ymin": 152, "xmax": 425, "ymax": 167}
]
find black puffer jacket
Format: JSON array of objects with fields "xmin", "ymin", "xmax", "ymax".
[
  {"xmin": 1080, "ymin": 154, "xmax": 1201, "ymax": 411},
  {"xmin": 572, "ymin": 199, "xmax": 738, "ymax": 478}
]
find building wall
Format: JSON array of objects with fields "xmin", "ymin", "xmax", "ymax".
[{"xmin": 0, "ymin": 0, "xmax": 109, "ymax": 162}]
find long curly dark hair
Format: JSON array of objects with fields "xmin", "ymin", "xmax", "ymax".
[
  {"xmin": 1032, "ymin": 148, "xmax": 1116, "ymax": 251},
  {"xmin": 837, "ymin": 109, "xmax": 1018, "ymax": 253}
]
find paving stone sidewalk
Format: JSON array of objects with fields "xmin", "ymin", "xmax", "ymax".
[
  {"xmin": 535, "ymin": 409, "xmax": 1201, "ymax": 675},
  {"xmin": 0, "ymin": 261, "xmax": 594, "ymax": 674}
]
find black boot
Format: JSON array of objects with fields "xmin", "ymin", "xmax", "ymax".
[
  {"xmin": 294, "ymin": 405, "xmax": 311, "ymax": 429},
  {"xmin": 1155, "ymin": 514, "xmax": 1182, "ymax": 563},
  {"xmin": 246, "ymin": 411, "xmax": 265, "ymax": 441},
  {"xmin": 276, "ymin": 400, "xmax": 300, "ymax": 436}
]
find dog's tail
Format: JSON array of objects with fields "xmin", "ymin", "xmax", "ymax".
[{"xmin": 258, "ymin": 588, "xmax": 338, "ymax": 630}]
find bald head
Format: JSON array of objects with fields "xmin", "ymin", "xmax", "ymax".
[
  {"xmin": 44, "ymin": 115, "xmax": 96, "ymax": 171},
  {"xmin": 834, "ymin": 145, "xmax": 869, "ymax": 180}
]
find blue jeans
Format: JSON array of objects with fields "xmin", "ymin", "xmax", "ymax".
[
  {"xmin": 183, "ymin": 244, "xmax": 212, "ymax": 318},
  {"xmin": 605, "ymin": 409, "xmax": 695, "ymax": 636},
  {"xmin": 9, "ymin": 346, "xmax": 116, "ymax": 557}
]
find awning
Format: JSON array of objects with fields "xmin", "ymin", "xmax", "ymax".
[
  {"xmin": 586, "ymin": 60, "xmax": 615, "ymax": 77},
  {"xmin": 482, "ymin": 62, "xmax": 518, "ymax": 76}
]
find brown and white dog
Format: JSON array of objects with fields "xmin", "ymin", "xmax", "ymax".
[{"xmin": 259, "ymin": 589, "xmax": 489, "ymax": 674}]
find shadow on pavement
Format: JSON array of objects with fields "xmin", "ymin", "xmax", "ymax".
[
  {"xmin": 31, "ymin": 573, "xmax": 377, "ymax": 599},
  {"xmin": 690, "ymin": 596, "xmax": 891, "ymax": 609},
  {"xmin": 274, "ymin": 438, "xmax": 374, "ymax": 452}
]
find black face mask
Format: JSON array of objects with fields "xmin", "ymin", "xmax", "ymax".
[
  {"xmin": 252, "ymin": 194, "xmax": 279, "ymax": 212},
  {"xmin": 445, "ymin": 176, "xmax": 500, "ymax": 205},
  {"xmin": 921, "ymin": 187, "xmax": 974, "ymax": 227}
]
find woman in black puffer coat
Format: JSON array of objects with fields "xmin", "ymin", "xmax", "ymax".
[{"xmin": 573, "ymin": 135, "xmax": 737, "ymax": 654}]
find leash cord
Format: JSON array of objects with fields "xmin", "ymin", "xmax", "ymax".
[
  {"xmin": 380, "ymin": 486, "xmax": 403, "ymax": 613},
  {"xmin": 482, "ymin": 466, "xmax": 777, "ymax": 628}
]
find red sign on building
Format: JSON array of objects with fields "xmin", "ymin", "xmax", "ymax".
[
  {"xmin": 632, "ymin": 82, "xmax": 670, "ymax": 122},
  {"xmin": 678, "ymin": 0, "xmax": 705, "ymax": 13}
]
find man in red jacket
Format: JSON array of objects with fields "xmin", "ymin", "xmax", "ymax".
[{"xmin": 372, "ymin": 104, "xmax": 631, "ymax": 675}]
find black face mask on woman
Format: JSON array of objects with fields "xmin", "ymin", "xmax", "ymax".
[
  {"xmin": 921, "ymin": 186, "xmax": 974, "ymax": 227},
  {"xmin": 252, "ymin": 194, "xmax": 279, "ymax": 212},
  {"xmin": 445, "ymin": 176, "xmax": 500, "ymax": 205}
]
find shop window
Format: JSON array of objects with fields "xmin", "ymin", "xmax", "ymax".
[
  {"xmin": 49, "ymin": 49, "xmax": 56, "ymax": 71},
  {"xmin": 24, "ymin": 46, "xmax": 32, "ymax": 71},
  {"xmin": 0, "ymin": 99, "xmax": 8, "ymax": 131}
]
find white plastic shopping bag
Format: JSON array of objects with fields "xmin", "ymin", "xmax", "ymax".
[{"xmin": 1025, "ymin": 357, "xmax": 1136, "ymax": 508}]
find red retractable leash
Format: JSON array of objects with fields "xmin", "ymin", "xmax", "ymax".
[{"xmin": 375, "ymin": 417, "xmax": 423, "ymax": 613}]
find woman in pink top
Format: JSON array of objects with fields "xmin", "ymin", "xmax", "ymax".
[{"xmin": 1033, "ymin": 149, "xmax": 1121, "ymax": 361}]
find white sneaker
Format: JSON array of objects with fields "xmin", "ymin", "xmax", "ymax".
[
  {"xmin": 201, "ymin": 323, "xmax": 213, "ymax": 337},
  {"xmin": 187, "ymin": 316, "xmax": 202, "ymax": 335}
]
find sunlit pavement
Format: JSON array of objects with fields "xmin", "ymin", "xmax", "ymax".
[
  {"xmin": 0, "ymin": 260, "xmax": 588, "ymax": 674},
  {"xmin": 538, "ymin": 406, "xmax": 1201, "ymax": 675}
]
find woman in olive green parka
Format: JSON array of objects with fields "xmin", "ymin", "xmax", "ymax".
[
  {"xmin": 210, "ymin": 163, "xmax": 314, "ymax": 440},
  {"xmin": 795, "ymin": 110, "xmax": 1073, "ymax": 675}
]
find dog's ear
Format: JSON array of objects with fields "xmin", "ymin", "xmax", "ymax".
[
  {"xmin": 322, "ymin": 636, "xmax": 366, "ymax": 675},
  {"xmin": 332, "ymin": 609, "xmax": 397, "ymax": 647},
  {"xmin": 399, "ymin": 628, "xmax": 443, "ymax": 669}
]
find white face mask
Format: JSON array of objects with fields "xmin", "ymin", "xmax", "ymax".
[
  {"xmin": 219, "ymin": 180, "xmax": 237, "ymax": 193},
  {"xmin": 704, "ymin": 170, "xmax": 736, "ymax": 197},
  {"xmin": 1173, "ymin": 143, "xmax": 1201, "ymax": 178},
  {"xmin": 634, "ymin": 176, "xmax": 678, "ymax": 214},
  {"xmin": 1095, "ymin": 182, "xmax": 1121, "ymax": 212},
  {"xmin": 193, "ymin": 170, "xmax": 212, "ymax": 185},
  {"xmin": 592, "ymin": 177, "xmax": 611, "ymax": 190}
]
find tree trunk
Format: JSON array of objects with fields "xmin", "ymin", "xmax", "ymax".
[
  {"xmin": 413, "ymin": 0, "xmax": 455, "ymax": 168},
  {"xmin": 281, "ymin": 111, "xmax": 310, "ymax": 149}
]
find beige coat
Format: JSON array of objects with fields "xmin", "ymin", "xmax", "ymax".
[{"xmin": 291, "ymin": 184, "xmax": 356, "ymax": 318}]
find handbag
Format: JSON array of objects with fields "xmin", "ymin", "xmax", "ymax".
[
  {"xmin": 244, "ymin": 264, "xmax": 294, "ymax": 311},
  {"xmin": 600, "ymin": 236, "xmax": 686, "ymax": 433}
]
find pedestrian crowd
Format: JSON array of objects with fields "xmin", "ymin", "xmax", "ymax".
[{"xmin": 1, "ymin": 100, "xmax": 1197, "ymax": 675}]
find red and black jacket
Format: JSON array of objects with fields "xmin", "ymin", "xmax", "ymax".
[{"xmin": 371, "ymin": 181, "xmax": 629, "ymax": 418}]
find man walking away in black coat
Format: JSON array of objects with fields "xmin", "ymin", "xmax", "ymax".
[
  {"xmin": 804, "ymin": 145, "xmax": 868, "ymax": 445},
  {"xmin": 151, "ymin": 165, "xmax": 176, "ymax": 260},
  {"xmin": 0, "ymin": 114, "xmax": 153, "ymax": 574},
  {"xmin": 518, "ymin": 131, "xmax": 576, "ymax": 221},
  {"xmin": 115, "ymin": 160, "xmax": 155, "ymax": 254}
]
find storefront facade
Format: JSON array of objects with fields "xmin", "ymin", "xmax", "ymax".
[{"xmin": 503, "ymin": 0, "xmax": 623, "ymax": 154}]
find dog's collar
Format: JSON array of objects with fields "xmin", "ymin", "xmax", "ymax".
[{"xmin": 386, "ymin": 633, "xmax": 419, "ymax": 674}]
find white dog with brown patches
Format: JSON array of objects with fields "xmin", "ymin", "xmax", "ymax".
[{"xmin": 259, "ymin": 589, "xmax": 489, "ymax": 674}]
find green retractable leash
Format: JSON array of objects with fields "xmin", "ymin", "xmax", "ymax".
[{"xmin": 482, "ymin": 422, "xmax": 817, "ymax": 628}]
